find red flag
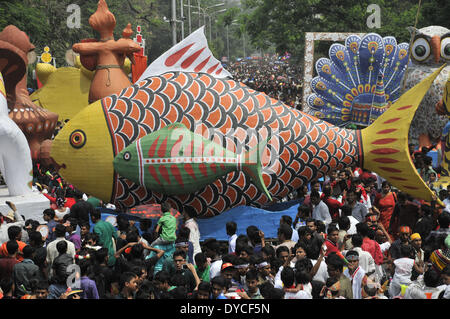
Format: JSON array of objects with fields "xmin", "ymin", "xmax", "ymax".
[{"xmin": 132, "ymin": 53, "xmax": 148, "ymax": 83}]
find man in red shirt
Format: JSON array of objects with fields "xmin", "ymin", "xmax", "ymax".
[
  {"xmin": 321, "ymin": 184, "xmax": 343, "ymax": 222},
  {"xmin": 358, "ymin": 223, "xmax": 384, "ymax": 266},
  {"xmin": 324, "ymin": 225, "xmax": 341, "ymax": 257},
  {"xmin": 0, "ymin": 241, "xmax": 20, "ymax": 282}
]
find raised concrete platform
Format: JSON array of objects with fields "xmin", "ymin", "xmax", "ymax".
[{"xmin": 0, "ymin": 185, "xmax": 49, "ymax": 223}]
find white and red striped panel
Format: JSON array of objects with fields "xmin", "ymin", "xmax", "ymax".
[{"xmin": 137, "ymin": 26, "xmax": 232, "ymax": 83}]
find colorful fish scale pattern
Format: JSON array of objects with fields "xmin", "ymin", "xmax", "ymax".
[{"xmin": 102, "ymin": 72, "xmax": 361, "ymax": 216}]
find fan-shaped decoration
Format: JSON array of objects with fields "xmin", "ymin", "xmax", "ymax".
[{"xmin": 307, "ymin": 33, "xmax": 409, "ymax": 127}]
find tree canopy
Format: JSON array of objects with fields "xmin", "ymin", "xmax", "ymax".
[
  {"xmin": 240, "ymin": 0, "xmax": 450, "ymax": 61},
  {"xmin": 1, "ymin": 0, "xmax": 448, "ymax": 69}
]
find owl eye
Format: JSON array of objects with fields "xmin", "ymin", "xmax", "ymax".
[
  {"xmin": 411, "ymin": 37, "xmax": 431, "ymax": 62},
  {"xmin": 69, "ymin": 130, "xmax": 86, "ymax": 149},
  {"xmin": 441, "ymin": 37, "xmax": 450, "ymax": 60}
]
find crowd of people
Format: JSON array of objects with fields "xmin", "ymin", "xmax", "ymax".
[
  {"xmin": 229, "ymin": 55, "xmax": 304, "ymax": 110},
  {"xmin": 0, "ymin": 151, "xmax": 449, "ymax": 299},
  {"xmin": 0, "ymin": 55, "xmax": 449, "ymax": 300}
]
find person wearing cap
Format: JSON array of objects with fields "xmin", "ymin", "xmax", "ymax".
[
  {"xmin": 429, "ymin": 234, "xmax": 450, "ymax": 275},
  {"xmin": 0, "ymin": 201, "xmax": 25, "ymax": 246},
  {"xmin": 424, "ymin": 210, "xmax": 450, "ymax": 248},
  {"xmin": 234, "ymin": 257, "xmax": 249, "ymax": 288},
  {"xmin": 389, "ymin": 225, "xmax": 412, "ymax": 260},
  {"xmin": 343, "ymin": 250, "xmax": 369, "ymax": 299},
  {"xmin": 221, "ymin": 260, "xmax": 243, "ymax": 294},
  {"xmin": 255, "ymin": 256, "xmax": 274, "ymax": 286},
  {"xmin": 410, "ymin": 233, "xmax": 425, "ymax": 275},
  {"xmin": 388, "ymin": 192, "xmax": 420, "ymax": 240}
]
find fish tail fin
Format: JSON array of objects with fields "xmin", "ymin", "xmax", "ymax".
[
  {"xmin": 0, "ymin": 72, "xmax": 5, "ymax": 97},
  {"xmin": 360, "ymin": 64, "xmax": 446, "ymax": 205},
  {"xmin": 241, "ymin": 138, "xmax": 272, "ymax": 201}
]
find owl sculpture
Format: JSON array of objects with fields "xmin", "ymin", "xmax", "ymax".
[{"xmin": 404, "ymin": 25, "xmax": 450, "ymax": 146}]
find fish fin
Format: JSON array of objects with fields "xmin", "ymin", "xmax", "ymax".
[
  {"xmin": 136, "ymin": 26, "xmax": 232, "ymax": 83},
  {"xmin": 242, "ymin": 138, "xmax": 272, "ymax": 201},
  {"xmin": 360, "ymin": 64, "xmax": 446, "ymax": 205},
  {"xmin": 443, "ymin": 72, "xmax": 450, "ymax": 114}
]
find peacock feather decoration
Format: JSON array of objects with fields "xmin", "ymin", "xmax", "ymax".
[{"xmin": 306, "ymin": 33, "xmax": 410, "ymax": 128}]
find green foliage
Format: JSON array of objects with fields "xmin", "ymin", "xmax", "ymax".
[
  {"xmin": 0, "ymin": 0, "xmax": 165, "ymax": 67},
  {"xmin": 239, "ymin": 0, "xmax": 449, "ymax": 61},
  {"xmin": 2, "ymin": 0, "xmax": 446, "ymax": 77}
]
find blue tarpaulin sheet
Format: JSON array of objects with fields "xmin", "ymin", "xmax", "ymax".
[
  {"xmin": 197, "ymin": 201, "xmax": 302, "ymax": 241},
  {"xmin": 97, "ymin": 200, "xmax": 304, "ymax": 242}
]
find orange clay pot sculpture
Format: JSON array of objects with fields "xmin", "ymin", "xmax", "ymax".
[
  {"xmin": 0, "ymin": 25, "xmax": 58, "ymax": 161},
  {"xmin": 72, "ymin": 0, "xmax": 141, "ymax": 103}
]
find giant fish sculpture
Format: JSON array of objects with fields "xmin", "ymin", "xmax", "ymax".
[{"xmin": 49, "ymin": 27, "xmax": 445, "ymax": 216}]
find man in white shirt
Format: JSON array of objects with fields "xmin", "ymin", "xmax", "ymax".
[
  {"xmin": 281, "ymin": 266, "xmax": 312, "ymax": 299},
  {"xmin": 349, "ymin": 234, "xmax": 376, "ymax": 280},
  {"xmin": 404, "ymin": 268, "xmax": 446, "ymax": 299},
  {"xmin": 203, "ymin": 238, "xmax": 222, "ymax": 279},
  {"xmin": 226, "ymin": 221, "xmax": 238, "ymax": 254},
  {"xmin": 310, "ymin": 190, "xmax": 332, "ymax": 230},
  {"xmin": 280, "ymin": 215, "xmax": 299, "ymax": 242},
  {"xmin": 182, "ymin": 207, "xmax": 202, "ymax": 260},
  {"xmin": 0, "ymin": 202, "xmax": 25, "ymax": 245},
  {"xmin": 341, "ymin": 204, "xmax": 359, "ymax": 235},
  {"xmin": 344, "ymin": 250, "xmax": 368, "ymax": 299},
  {"xmin": 46, "ymin": 223, "xmax": 76, "ymax": 278}
]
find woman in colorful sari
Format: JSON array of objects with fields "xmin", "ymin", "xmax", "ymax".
[{"xmin": 374, "ymin": 181, "xmax": 397, "ymax": 239}]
